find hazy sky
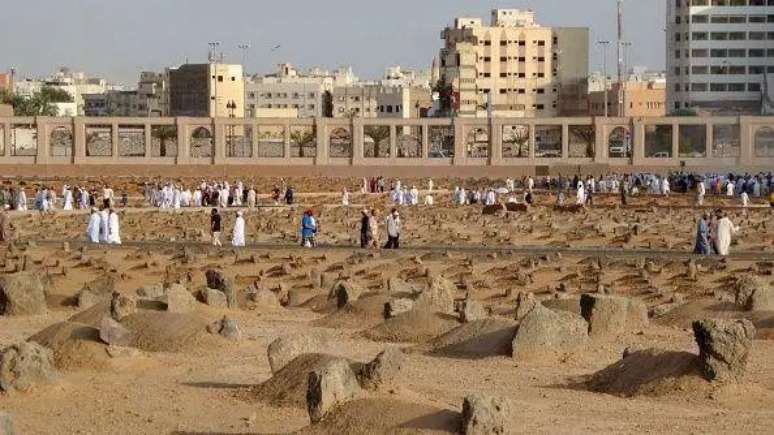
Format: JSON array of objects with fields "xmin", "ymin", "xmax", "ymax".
[{"xmin": 0, "ymin": 0, "xmax": 666, "ymax": 85}]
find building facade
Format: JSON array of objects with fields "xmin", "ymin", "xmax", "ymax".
[
  {"xmin": 13, "ymin": 68, "xmax": 108, "ymax": 116},
  {"xmin": 438, "ymin": 9, "xmax": 589, "ymax": 118},
  {"xmin": 331, "ymin": 85, "xmax": 430, "ymax": 118},
  {"xmin": 666, "ymin": 0, "xmax": 774, "ymax": 115},
  {"xmin": 168, "ymin": 63, "xmax": 244, "ymax": 118},
  {"xmin": 588, "ymin": 80, "xmax": 667, "ymax": 117},
  {"xmin": 83, "ymin": 71, "xmax": 168, "ymax": 117}
]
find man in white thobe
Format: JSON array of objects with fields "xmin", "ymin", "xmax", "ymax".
[
  {"xmin": 341, "ymin": 188, "xmax": 350, "ymax": 206},
  {"xmin": 726, "ymin": 180, "xmax": 735, "ymax": 197},
  {"xmin": 86, "ymin": 208, "xmax": 101, "ymax": 243},
  {"xmin": 410, "ymin": 186, "xmax": 419, "ymax": 205},
  {"xmin": 247, "ymin": 188, "xmax": 257, "ymax": 208},
  {"xmin": 99, "ymin": 208, "xmax": 110, "ymax": 243},
  {"xmin": 576, "ymin": 184, "xmax": 586, "ymax": 205},
  {"xmin": 63, "ymin": 188, "xmax": 73, "ymax": 210},
  {"xmin": 485, "ymin": 190, "xmax": 496, "ymax": 206},
  {"xmin": 232, "ymin": 211, "xmax": 246, "ymax": 247},
  {"xmin": 715, "ymin": 212, "xmax": 739, "ymax": 256},
  {"xmin": 108, "ymin": 210, "xmax": 121, "ymax": 245}
]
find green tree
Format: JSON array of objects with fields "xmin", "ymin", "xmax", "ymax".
[
  {"xmin": 152, "ymin": 126, "xmax": 177, "ymax": 157},
  {"xmin": 290, "ymin": 127, "xmax": 316, "ymax": 157},
  {"xmin": 1, "ymin": 86, "xmax": 72, "ymax": 116},
  {"xmin": 39, "ymin": 87, "xmax": 74, "ymax": 103},
  {"xmin": 364, "ymin": 125, "xmax": 390, "ymax": 157}
]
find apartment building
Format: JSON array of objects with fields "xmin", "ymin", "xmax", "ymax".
[
  {"xmin": 168, "ymin": 63, "xmax": 244, "ymax": 117},
  {"xmin": 438, "ymin": 9, "xmax": 589, "ymax": 118},
  {"xmin": 84, "ymin": 71, "xmax": 168, "ymax": 117},
  {"xmin": 666, "ymin": 0, "xmax": 774, "ymax": 114},
  {"xmin": 331, "ymin": 85, "xmax": 431, "ymax": 118},
  {"xmin": 13, "ymin": 67, "xmax": 108, "ymax": 115},
  {"xmin": 244, "ymin": 64, "xmax": 356, "ymax": 118},
  {"xmin": 588, "ymin": 80, "xmax": 667, "ymax": 117}
]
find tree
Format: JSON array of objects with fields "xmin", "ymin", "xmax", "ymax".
[
  {"xmin": 570, "ymin": 125, "xmax": 596, "ymax": 158},
  {"xmin": 290, "ymin": 127, "xmax": 316, "ymax": 157},
  {"xmin": 1, "ymin": 86, "xmax": 72, "ymax": 116},
  {"xmin": 432, "ymin": 78, "xmax": 454, "ymax": 117},
  {"xmin": 503, "ymin": 126, "xmax": 529, "ymax": 157},
  {"xmin": 152, "ymin": 126, "xmax": 177, "ymax": 157},
  {"xmin": 364, "ymin": 125, "xmax": 390, "ymax": 157}
]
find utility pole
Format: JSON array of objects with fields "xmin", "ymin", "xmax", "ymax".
[
  {"xmin": 208, "ymin": 41, "xmax": 221, "ymax": 117},
  {"xmin": 238, "ymin": 44, "xmax": 251, "ymax": 74},
  {"xmin": 621, "ymin": 41, "xmax": 632, "ymax": 117},
  {"xmin": 597, "ymin": 40, "xmax": 611, "ymax": 117}
]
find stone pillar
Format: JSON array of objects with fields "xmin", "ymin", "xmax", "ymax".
[
  {"xmin": 213, "ymin": 119, "xmax": 226, "ymax": 165},
  {"xmin": 528, "ymin": 123, "xmax": 536, "ymax": 160},
  {"xmin": 739, "ymin": 117, "xmax": 754, "ymax": 166},
  {"xmin": 453, "ymin": 117, "xmax": 465, "ymax": 165},
  {"xmin": 593, "ymin": 119, "xmax": 607, "ymax": 162},
  {"xmin": 705, "ymin": 122, "xmax": 713, "ymax": 158},
  {"xmin": 111, "ymin": 122, "xmax": 119, "ymax": 161},
  {"xmin": 251, "ymin": 122, "xmax": 259, "ymax": 159},
  {"xmin": 422, "ymin": 122, "xmax": 430, "ymax": 159},
  {"xmin": 351, "ymin": 118, "xmax": 364, "ymax": 165},
  {"xmin": 561, "ymin": 123, "xmax": 569, "ymax": 159},
  {"xmin": 632, "ymin": 119, "xmax": 645, "ymax": 165},
  {"xmin": 35, "ymin": 118, "xmax": 50, "ymax": 165},
  {"xmin": 283, "ymin": 121, "xmax": 291, "ymax": 159},
  {"xmin": 144, "ymin": 123, "xmax": 152, "ymax": 160},
  {"xmin": 175, "ymin": 118, "xmax": 190, "ymax": 165},
  {"xmin": 671, "ymin": 121, "xmax": 680, "ymax": 161},
  {"xmin": 0, "ymin": 121, "xmax": 9, "ymax": 160},
  {"xmin": 73, "ymin": 117, "xmax": 86, "ymax": 163},
  {"xmin": 489, "ymin": 120, "xmax": 503, "ymax": 165},
  {"xmin": 389, "ymin": 125, "xmax": 397, "ymax": 161},
  {"xmin": 315, "ymin": 118, "xmax": 328, "ymax": 165}
]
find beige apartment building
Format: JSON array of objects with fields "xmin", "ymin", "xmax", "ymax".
[
  {"xmin": 438, "ymin": 9, "xmax": 588, "ymax": 118},
  {"xmin": 588, "ymin": 80, "xmax": 667, "ymax": 117},
  {"xmin": 331, "ymin": 85, "xmax": 431, "ymax": 118},
  {"xmin": 168, "ymin": 63, "xmax": 244, "ymax": 118}
]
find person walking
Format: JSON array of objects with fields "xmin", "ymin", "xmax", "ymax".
[
  {"xmin": 360, "ymin": 209, "xmax": 371, "ymax": 248},
  {"xmin": 301, "ymin": 209, "xmax": 318, "ymax": 247},
  {"xmin": 210, "ymin": 208, "xmax": 222, "ymax": 247},
  {"xmin": 384, "ymin": 208, "xmax": 401, "ymax": 249},
  {"xmin": 232, "ymin": 211, "xmax": 246, "ymax": 247}
]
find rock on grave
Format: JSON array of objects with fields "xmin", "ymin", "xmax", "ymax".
[
  {"xmin": 461, "ymin": 394, "xmax": 509, "ymax": 435},
  {"xmin": 0, "ymin": 411, "xmax": 15, "ymax": 435},
  {"xmin": 205, "ymin": 269, "xmax": 227, "ymax": 290},
  {"xmin": 165, "ymin": 284, "xmax": 197, "ymax": 313},
  {"xmin": 77, "ymin": 289, "xmax": 101, "ymax": 309},
  {"xmin": 580, "ymin": 294, "xmax": 649, "ymax": 337},
  {"xmin": 734, "ymin": 275, "xmax": 774, "ymax": 311},
  {"xmin": 514, "ymin": 292, "xmax": 537, "ymax": 321},
  {"xmin": 267, "ymin": 334, "xmax": 325, "ymax": 374},
  {"xmin": 250, "ymin": 288, "xmax": 280, "ymax": 308},
  {"xmin": 0, "ymin": 342, "xmax": 58, "ymax": 392},
  {"xmin": 208, "ymin": 316, "xmax": 242, "ymax": 341},
  {"xmin": 99, "ymin": 316, "xmax": 133, "ymax": 346},
  {"xmin": 201, "ymin": 288, "xmax": 228, "ymax": 308},
  {"xmin": 461, "ymin": 298, "xmax": 487, "ymax": 323},
  {"xmin": 357, "ymin": 347, "xmax": 405, "ymax": 391},
  {"xmin": 692, "ymin": 319, "xmax": 756, "ymax": 382},
  {"xmin": 0, "ymin": 272, "xmax": 47, "ymax": 316},
  {"xmin": 328, "ymin": 281, "xmax": 362, "ymax": 309},
  {"xmin": 512, "ymin": 304, "xmax": 588, "ymax": 361},
  {"xmin": 110, "ymin": 292, "xmax": 136, "ymax": 321},
  {"xmin": 306, "ymin": 358, "xmax": 361, "ymax": 424},
  {"xmin": 415, "ymin": 276, "xmax": 456, "ymax": 314},
  {"xmin": 482, "ymin": 204, "xmax": 506, "ymax": 215},
  {"xmin": 384, "ymin": 298, "xmax": 414, "ymax": 319},
  {"xmin": 136, "ymin": 283, "xmax": 166, "ymax": 299}
]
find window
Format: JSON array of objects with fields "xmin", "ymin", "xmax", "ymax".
[
  {"xmin": 536, "ymin": 89, "xmax": 545, "ymax": 94},
  {"xmin": 691, "ymin": 14, "xmax": 709, "ymax": 23},
  {"xmin": 729, "ymin": 65, "xmax": 746, "ymax": 74},
  {"xmin": 692, "ymin": 32, "xmax": 708, "ymax": 40},
  {"xmin": 691, "ymin": 83, "xmax": 708, "ymax": 92},
  {"xmin": 675, "ymin": 50, "xmax": 681, "ymax": 58},
  {"xmin": 483, "ymin": 56, "xmax": 491, "ymax": 62},
  {"xmin": 729, "ymin": 49, "xmax": 746, "ymax": 57},
  {"xmin": 710, "ymin": 83, "xmax": 728, "ymax": 92},
  {"xmin": 711, "ymin": 16, "xmax": 729, "ymax": 24},
  {"xmin": 749, "ymin": 65, "xmax": 765, "ymax": 74},
  {"xmin": 729, "ymin": 32, "xmax": 746, "ymax": 40},
  {"xmin": 711, "ymin": 49, "xmax": 728, "ymax": 57},
  {"xmin": 749, "ymin": 32, "xmax": 765, "ymax": 40},
  {"xmin": 749, "ymin": 83, "xmax": 761, "ymax": 92},
  {"xmin": 500, "ymin": 56, "xmax": 507, "ymax": 62},
  {"xmin": 749, "ymin": 49, "xmax": 765, "ymax": 57},
  {"xmin": 217, "ymin": 75, "xmax": 223, "ymax": 82},
  {"xmin": 749, "ymin": 15, "xmax": 766, "ymax": 23},
  {"xmin": 537, "ymin": 41, "xmax": 546, "ymax": 46},
  {"xmin": 728, "ymin": 83, "xmax": 745, "ymax": 92},
  {"xmin": 711, "ymin": 32, "xmax": 728, "ymax": 41},
  {"xmin": 729, "ymin": 15, "xmax": 746, "ymax": 23},
  {"xmin": 692, "ymin": 49, "xmax": 708, "ymax": 57},
  {"xmin": 692, "ymin": 66, "xmax": 709, "ymax": 74}
]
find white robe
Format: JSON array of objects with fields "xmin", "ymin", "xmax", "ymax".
[
  {"xmin": 576, "ymin": 186, "xmax": 586, "ymax": 205},
  {"xmin": 410, "ymin": 189, "xmax": 419, "ymax": 205},
  {"xmin": 341, "ymin": 191, "xmax": 350, "ymax": 206},
  {"xmin": 63, "ymin": 190, "xmax": 73, "ymax": 210},
  {"xmin": 715, "ymin": 217, "xmax": 738, "ymax": 256},
  {"xmin": 16, "ymin": 191, "xmax": 27, "ymax": 211},
  {"xmin": 232, "ymin": 216, "xmax": 246, "ymax": 247},
  {"xmin": 726, "ymin": 182, "xmax": 735, "ymax": 197},
  {"xmin": 424, "ymin": 195, "xmax": 434, "ymax": 206},
  {"xmin": 108, "ymin": 212, "xmax": 121, "ymax": 244},
  {"xmin": 428, "ymin": 179, "xmax": 434, "ymax": 192},
  {"xmin": 87, "ymin": 212, "xmax": 101, "ymax": 243},
  {"xmin": 193, "ymin": 190, "xmax": 202, "ymax": 207},
  {"xmin": 485, "ymin": 191, "xmax": 496, "ymax": 206},
  {"xmin": 99, "ymin": 211, "xmax": 109, "ymax": 243}
]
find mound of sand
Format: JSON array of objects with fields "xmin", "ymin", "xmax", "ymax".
[
  {"xmin": 362, "ymin": 310, "xmax": 459, "ymax": 344},
  {"xmin": 253, "ymin": 353, "xmax": 360, "ymax": 409},
  {"xmin": 583, "ymin": 348, "xmax": 709, "ymax": 397},
  {"xmin": 120, "ymin": 311, "xmax": 216, "ymax": 353},
  {"xmin": 423, "ymin": 318, "xmax": 517, "ymax": 359},
  {"xmin": 312, "ymin": 293, "xmax": 391, "ymax": 330},
  {"xmin": 298, "ymin": 397, "xmax": 459, "ymax": 435},
  {"xmin": 28, "ymin": 321, "xmax": 111, "ymax": 371}
]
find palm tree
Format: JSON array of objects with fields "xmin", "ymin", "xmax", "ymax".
[
  {"xmin": 290, "ymin": 127, "xmax": 316, "ymax": 157},
  {"xmin": 152, "ymin": 126, "xmax": 177, "ymax": 157},
  {"xmin": 364, "ymin": 125, "xmax": 390, "ymax": 157}
]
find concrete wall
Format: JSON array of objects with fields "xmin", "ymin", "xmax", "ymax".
[{"xmin": 0, "ymin": 115, "xmax": 772, "ymax": 177}]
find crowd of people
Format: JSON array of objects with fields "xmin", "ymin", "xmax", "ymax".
[{"xmin": 0, "ymin": 170, "xmax": 771, "ymax": 256}]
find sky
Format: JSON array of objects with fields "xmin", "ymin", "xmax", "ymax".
[{"xmin": 0, "ymin": 0, "xmax": 666, "ymax": 85}]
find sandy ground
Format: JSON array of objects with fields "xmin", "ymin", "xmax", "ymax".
[{"xmin": 1, "ymin": 180, "xmax": 774, "ymax": 434}]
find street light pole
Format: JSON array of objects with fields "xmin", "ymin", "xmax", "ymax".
[
  {"xmin": 620, "ymin": 41, "xmax": 632, "ymax": 117},
  {"xmin": 208, "ymin": 41, "xmax": 221, "ymax": 117},
  {"xmin": 597, "ymin": 40, "xmax": 611, "ymax": 117},
  {"xmin": 238, "ymin": 44, "xmax": 251, "ymax": 75}
]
